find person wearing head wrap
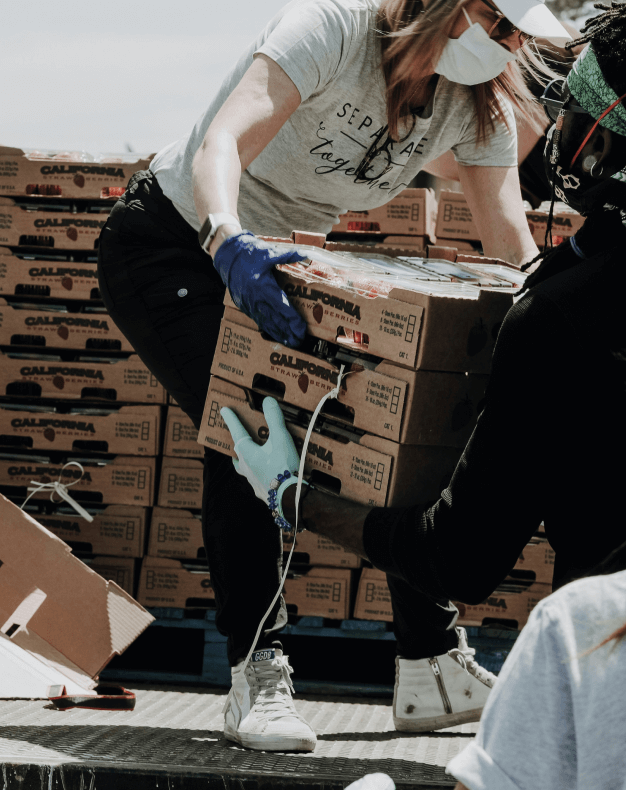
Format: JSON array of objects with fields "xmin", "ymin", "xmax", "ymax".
[{"xmin": 222, "ymin": 3, "xmax": 626, "ymax": 757}]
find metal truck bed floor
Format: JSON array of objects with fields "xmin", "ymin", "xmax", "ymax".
[{"xmin": 0, "ymin": 685, "xmax": 476, "ymax": 789}]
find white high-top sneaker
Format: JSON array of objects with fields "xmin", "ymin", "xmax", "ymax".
[
  {"xmin": 393, "ymin": 627, "xmax": 497, "ymax": 732},
  {"xmin": 223, "ymin": 646, "xmax": 317, "ymax": 752}
]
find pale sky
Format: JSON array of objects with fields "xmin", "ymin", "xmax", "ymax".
[{"xmin": 1, "ymin": 0, "xmax": 287, "ymax": 156}]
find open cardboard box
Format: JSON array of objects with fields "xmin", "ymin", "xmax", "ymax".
[
  {"xmin": 164, "ymin": 406, "xmax": 202, "ymax": 459},
  {"xmin": 0, "ymin": 248, "xmax": 100, "ymax": 300},
  {"xmin": 332, "ymin": 188, "xmax": 437, "ymax": 242},
  {"xmin": 35, "ymin": 505, "xmax": 148, "ymax": 558},
  {"xmin": 199, "ymin": 378, "xmax": 461, "ymax": 508},
  {"xmin": 215, "ymin": 308, "xmax": 487, "ymax": 446},
  {"xmin": 0, "ymin": 298, "xmax": 134, "ymax": 352},
  {"xmin": 0, "ymin": 351, "xmax": 166, "ymax": 404},
  {"xmin": 0, "ymin": 198, "xmax": 109, "ymax": 251},
  {"xmin": 0, "ymin": 493, "xmax": 153, "ymax": 698},
  {"xmin": 0, "ymin": 146, "xmax": 152, "ymax": 200},
  {"xmin": 0, "ymin": 454, "xmax": 156, "ymax": 507},
  {"xmin": 0, "ymin": 404, "xmax": 162, "ymax": 456},
  {"xmin": 226, "ymin": 258, "xmax": 515, "ymax": 375}
]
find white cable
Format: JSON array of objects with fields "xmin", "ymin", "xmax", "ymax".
[
  {"xmin": 20, "ymin": 461, "xmax": 94, "ymax": 522},
  {"xmin": 237, "ymin": 365, "xmax": 352, "ymax": 673}
]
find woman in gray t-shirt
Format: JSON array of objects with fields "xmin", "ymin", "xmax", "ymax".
[{"xmin": 98, "ymin": 0, "xmax": 570, "ymax": 754}]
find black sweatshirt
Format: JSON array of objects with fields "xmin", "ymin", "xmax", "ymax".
[{"xmin": 363, "ymin": 237, "xmax": 626, "ymax": 602}]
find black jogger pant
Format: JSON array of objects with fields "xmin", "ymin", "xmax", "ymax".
[{"xmin": 97, "ymin": 170, "xmax": 459, "ymax": 664}]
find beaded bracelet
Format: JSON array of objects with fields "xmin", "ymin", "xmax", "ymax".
[{"xmin": 268, "ymin": 470, "xmax": 308, "ymax": 532}]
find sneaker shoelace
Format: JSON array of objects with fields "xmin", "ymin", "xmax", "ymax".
[
  {"xmin": 248, "ymin": 656, "xmax": 299, "ymax": 720},
  {"xmin": 448, "ymin": 644, "xmax": 497, "ymax": 688}
]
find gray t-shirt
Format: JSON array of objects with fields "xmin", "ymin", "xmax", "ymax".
[
  {"xmin": 150, "ymin": 0, "xmax": 517, "ymax": 238},
  {"xmin": 447, "ymin": 570, "xmax": 626, "ymax": 790}
]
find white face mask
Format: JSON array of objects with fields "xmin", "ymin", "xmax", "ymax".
[{"xmin": 434, "ymin": 8, "xmax": 517, "ymax": 85}]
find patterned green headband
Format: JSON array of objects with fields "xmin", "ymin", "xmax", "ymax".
[{"xmin": 567, "ymin": 45, "xmax": 626, "ymax": 137}]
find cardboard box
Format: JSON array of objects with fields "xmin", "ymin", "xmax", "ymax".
[
  {"xmin": 157, "ymin": 457, "xmax": 204, "ymax": 510},
  {"xmin": 0, "ymin": 198, "xmax": 109, "ymax": 251},
  {"xmin": 509, "ymin": 541, "xmax": 555, "ymax": 585},
  {"xmin": 333, "ymin": 189, "xmax": 437, "ymax": 242},
  {"xmin": 526, "ymin": 207, "xmax": 584, "ymax": 246},
  {"xmin": 353, "ymin": 567, "xmax": 393, "ymax": 622},
  {"xmin": 0, "ymin": 405, "xmax": 162, "ymax": 455},
  {"xmin": 164, "ymin": 406, "xmax": 202, "ymax": 458},
  {"xmin": 137, "ymin": 556, "xmax": 351, "ymax": 618},
  {"xmin": 199, "ymin": 379, "xmax": 462, "ymax": 508},
  {"xmin": 435, "ymin": 190, "xmax": 585, "ymax": 248},
  {"xmin": 214, "ymin": 310, "xmax": 487, "ymax": 446},
  {"xmin": 0, "ymin": 351, "xmax": 166, "ymax": 403},
  {"xmin": 0, "ymin": 146, "xmax": 152, "ymax": 200},
  {"xmin": 0, "ymin": 492, "xmax": 153, "ymax": 696},
  {"xmin": 284, "ymin": 530, "xmax": 361, "ymax": 569},
  {"xmin": 137, "ymin": 556, "xmax": 213, "ymax": 609},
  {"xmin": 35, "ymin": 505, "xmax": 148, "ymax": 557},
  {"xmin": 147, "ymin": 507, "xmax": 204, "ymax": 560},
  {"xmin": 284, "ymin": 567, "xmax": 352, "ymax": 619},
  {"xmin": 226, "ymin": 265, "xmax": 514, "ymax": 375},
  {"xmin": 0, "ymin": 248, "xmax": 100, "ymax": 300},
  {"xmin": 354, "ymin": 568, "xmax": 553, "ymax": 629},
  {"xmin": 453, "ymin": 582, "xmax": 552, "ymax": 629},
  {"xmin": 0, "ymin": 454, "xmax": 156, "ymax": 507},
  {"xmin": 436, "ymin": 191, "xmax": 480, "ymax": 242},
  {"xmin": 85, "ymin": 556, "xmax": 136, "ymax": 597},
  {"xmin": 0, "ymin": 299, "xmax": 133, "ymax": 352}
]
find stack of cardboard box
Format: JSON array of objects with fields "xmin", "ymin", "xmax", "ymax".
[
  {"xmin": 329, "ymin": 188, "xmax": 438, "ymax": 252},
  {"xmin": 134, "ymin": 404, "xmax": 215, "ymax": 609},
  {"xmin": 197, "ymin": 232, "xmax": 552, "ymax": 627},
  {"xmin": 0, "ymin": 146, "xmax": 165, "ymax": 598},
  {"xmin": 328, "ymin": 187, "xmax": 584, "ymax": 255},
  {"xmin": 435, "ymin": 190, "xmax": 585, "ymax": 251}
]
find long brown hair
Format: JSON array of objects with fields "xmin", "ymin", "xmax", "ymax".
[{"xmin": 376, "ymin": 0, "xmax": 552, "ymax": 141}]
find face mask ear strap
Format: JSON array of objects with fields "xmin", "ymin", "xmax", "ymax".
[
  {"xmin": 570, "ymin": 91, "xmax": 626, "ymax": 169},
  {"xmin": 461, "ymin": 7, "xmax": 472, "ymax": 26}
]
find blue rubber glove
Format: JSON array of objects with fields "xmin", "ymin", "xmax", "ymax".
[
  {"xmin": 213, "ymin": 231, "xmax": 307, "ymax": 348},
  {"xmin": 220, "ymin": 397, "xmax": 301, "ymax": 503}
]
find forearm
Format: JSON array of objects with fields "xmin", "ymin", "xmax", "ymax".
[
  {"xmin": 283, "ymin": 486, "xmax": 371, "ymax": 558},
  {"xmin": 191, "ymin": 131, "xmax": 243, "ymax": 256},
  {"xmin": 481, "ymin": 227, "xmax": 538, "ymax": 269},
  {"xmin": 459, "ymin": 164, "xmax": 539, "ymax": 268}
]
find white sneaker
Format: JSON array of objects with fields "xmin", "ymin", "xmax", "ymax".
[
  {"xmin": 223, "ymin": 646, "xmax": 317, "ymax": 752},
  {"xmin": 393, "ymin": 627, "xmax": 497, "ymax": 732}
]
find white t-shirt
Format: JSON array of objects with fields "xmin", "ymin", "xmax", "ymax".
[
  {"xmin": 447, "ymin": 570, "xmax": 626, "ymax": 790},
  {"xmin": 150, "ymin": 0, "xmax": 517, "ymax": 238}
]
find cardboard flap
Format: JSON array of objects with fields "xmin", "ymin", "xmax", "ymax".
[
  {"xmin": 106, "ymin": 582, "xmax": 154, "ymax": 657},
  {"xmin": 0, "ymin": 631, "xmax": 97, "ymax": 699},
  {"xmin": 8, "ymin": 628, "xmax": 98, "ymax": 693}
]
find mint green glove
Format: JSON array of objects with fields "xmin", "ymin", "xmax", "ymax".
[{"xmin": 220, "ymin": 397, "xmax": 306, "ymax": 530}]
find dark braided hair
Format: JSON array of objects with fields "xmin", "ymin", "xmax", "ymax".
[{"xmin": 518, "ymin": 1, "xmax": 626, "ymax": 296}]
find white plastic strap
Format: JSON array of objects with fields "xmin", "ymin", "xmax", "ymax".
[
  {"xmin": 231, "ymin": 365, "xmax": 352, "ymax": 688},
  {"xmin": 20, "ymin": 461, "xmax": 94, "ymax": 522}
]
